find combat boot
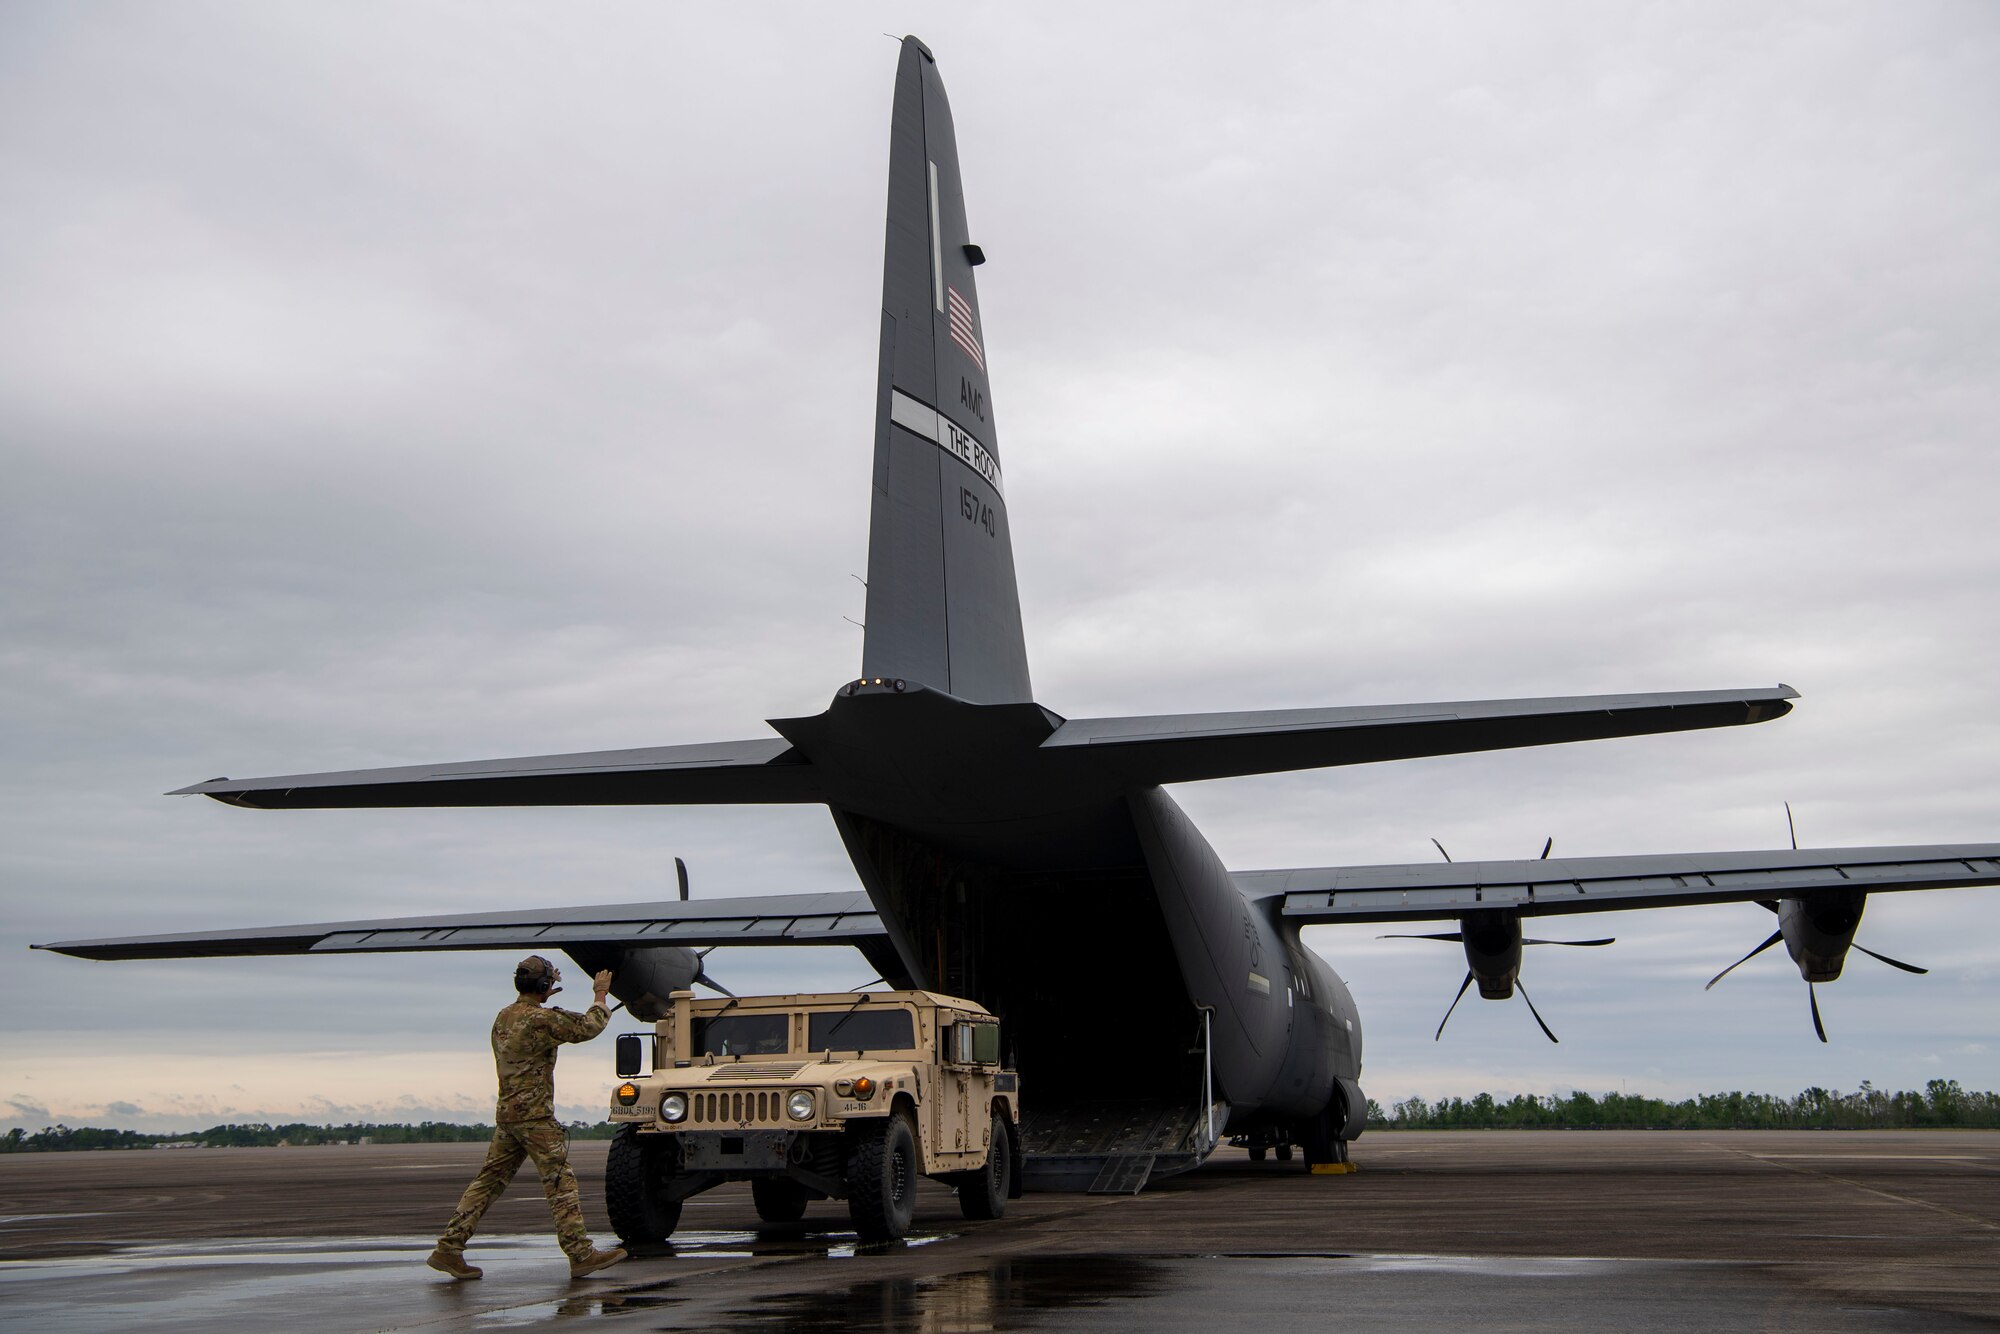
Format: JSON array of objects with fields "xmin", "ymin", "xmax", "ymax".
[
  {"xmin": 426, "ymin": 1248, "xmax": 482, "ymax": 1280},
  {"xmin": 569, "ymin": 1245, "xmax": 627, "ymax": 1279}
]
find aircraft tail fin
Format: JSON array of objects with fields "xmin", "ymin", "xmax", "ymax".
[{"xmin": 861, "ymin": 36, "xmax": 1031, "ymax": 704}]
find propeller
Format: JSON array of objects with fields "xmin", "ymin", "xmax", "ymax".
[
  {"xmin": 1426, "ymin": 970, "xmax": 1570, "ymax": 1043},
  {"xmin": 692, "ymin": 946, "xmax": 736, "ymax": 998},
  {"xmin": 1703, "ymin": 806, "xmax": 1930, "ymax": 1041},
  {"xmin": 1435, "ymin": 972, "xmax": 1474, "ymax": 1040},
  {"xmin": 1516, "ymin": 980, "xmax": 1558, "ymax": 1043},
  {"xmin": 1853, "ymin": 944, "xmax": 1929, "ymax": 975},
  {"xmin": 1705, "ymin": 929, "xmax": 1783, "ymax": 991},
  {"xmin": 675, "ymin": 858, "xmax": 737, "ymax": 997},
  {"xmin": 1392, "ymin": 835, "xmax": 1612, "ymax": 1043}
]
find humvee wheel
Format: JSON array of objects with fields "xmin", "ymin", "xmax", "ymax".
[
  {"xmin": 955, "ymin": 1112, "xmax": 1010, "ymax": 1221},
  {"xmin": 751, "ymin": 1176, "xmax": 810, "ymax": 1223},
  {"xmin": 605, "ymin": 1125, "xmax": 683, "ymax": 1245},
  {"xmin": 846, "ymin": 1111, "xmax": 918, "ymax": 1240}
]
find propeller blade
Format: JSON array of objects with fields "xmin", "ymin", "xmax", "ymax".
[
  {"xmin": 1784, "ymin": 802, "xmax": 1797, "ymax": 851},
  {"xmin": 1539, "ymin": 837, "xmax": 1553, "ymax": 860},
  {"xmin": 695, "ymin": 971, "xmax": 736, "ymax": 999},
  {"xmin": 1809, "ymin": 982, "xmax": 1827, "ymax": 1043},
  {"xmin": 1435, "ymin": 971, "xmax": 1475, "ymax": 1041},
  {"xmin": 1517, "ymin": 980, "xmax": 1559, "ymax": 1043},
  {"xmin": 1430, "ymin": 838, "xmax": 1453, "ymax": 864},
  {"xmin": 1854, "ymin": 943, "xmax": 1929, "ymax": 975},
  {"xmin": 1379, "ymin": 932, "xmax": 1463, "ymax": 942},
  {"xmin": 1523, "ymin": 937, "xmax": 1615, "ymax": 947},
  {"xmin": 676, "ymin": 856, "xmax": 690, "ymax": 902},
  {"xmin": 1705, "ymin": 929, "xmax": 1783, "ymax": 991}
]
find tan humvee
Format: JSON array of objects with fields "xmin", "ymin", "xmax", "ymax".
[{"xmin": 603, "ymin": 989, "xmax": 1020, "ymax": 1241}]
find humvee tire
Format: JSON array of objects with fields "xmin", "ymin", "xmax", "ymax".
[
  {"xmin": 846, "ymin": 1110, "xmax": 918, "ymax": 1240},
  {"xmin": 605, "ymin": 1124, "xmax": 682, "ymax": 1245},
  {"xmin": 751, "ymin": 1176, "xmax": 810, "ymax": 1223},
  {"xmin": 953, "ymin": 1112, "xmax": 1009, "ymax": 1221}
]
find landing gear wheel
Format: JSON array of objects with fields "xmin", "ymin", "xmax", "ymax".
[
  {"xmin": 846, "ymin": 1111, "xmax": 919, "ymax": 1241},
  {"xmin": 605, "ymin": 1125, "xmax": 683, "ymax": 1246},
  {"xmin": 1248, "ymin": 1146, "xmax": 1267, "ymax": 1163},
  {"xmin": 751, "ymin": 1177, "xmax": 810, "ymax": 1223},
  {"xmin": 1275, "ymin": 1143, "xmax": 1294, "ymax": 1162},
  {"xmin": 956, "ymin": 1113, "xmax": 1010, "ymax": 1221},
  {"xmin": 1301, "ymin": 1101, "xmax": 1349, "ymax": 1170}
]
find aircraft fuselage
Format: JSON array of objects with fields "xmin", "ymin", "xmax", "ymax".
[{"xmin": 782, "ymin": 680, "xmax": 1364, "ymax": 1138}]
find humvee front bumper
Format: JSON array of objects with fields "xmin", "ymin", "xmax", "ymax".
[
  {"xmin": 650, "ymin": 1127, "xmax": 850, "ymax": 1197},
  {"xmin": 678, "ymin": 1128, "xmax": 794, "ymax": 1172}
]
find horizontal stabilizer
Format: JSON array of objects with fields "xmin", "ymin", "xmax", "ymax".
[
  {"xmin": 1244, "ymin": 844, "xmax": 2000, "ymax": 924},
  {"xmin": 1044, "ymin": 686, "xmax": 1797, "ymax": 786},
  {"xmin": 32, "ymin": 891, "xmax": 885, "ymax": 961},
  {"xmin": 170, "ymin": 736, "xmax": 823, "ymax": 810}
]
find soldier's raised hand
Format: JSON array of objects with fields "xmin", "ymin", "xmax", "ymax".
[{"xmin": 592, "ymin": 969, "xmax": 614, "ymax": 1002}]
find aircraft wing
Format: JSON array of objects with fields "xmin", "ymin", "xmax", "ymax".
[
  {"xmin": 1238, "ymin": 845, "xmax": 2000, "ymax": 925},
  {"xmin": 31, "ymin": 891, "xmax": 885, "ymax": 961},
  {"xmin": 1043, "ymin": 686, "xmax": 1797, "ymax": 786},
  {"xmin": 169, "ymin": 736, "xmax": 824, "ymax": 809}
]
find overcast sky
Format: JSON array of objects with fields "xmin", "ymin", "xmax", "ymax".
[{"xmin": 4, "ymin": 3, "xmax": 1997, "ymax": 1133}]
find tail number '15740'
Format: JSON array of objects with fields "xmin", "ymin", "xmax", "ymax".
[{"xmin": 959, "ymin": 487, "xmax": 995, "ymax": 537}]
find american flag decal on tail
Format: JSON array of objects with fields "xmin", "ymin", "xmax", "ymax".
[{"xmin": 946, "ymin": 285, "xmax": 984, "ymax": 370}]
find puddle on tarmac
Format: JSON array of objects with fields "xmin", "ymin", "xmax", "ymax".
[
  {"xmin": 693, "ymin": 1253, "xmax": 1991, "ymax": 1334},
  {"xmin": 631, "ymin": 1227, "xmax": 956, "ymax": 1262},
  {"xmin": 467, "ymin": 1278, "xmax": 689, "ymax": 1327},
  {"xmin": 723, "ymin": 1256, "xmax": 1166, "ymax": 1332}
]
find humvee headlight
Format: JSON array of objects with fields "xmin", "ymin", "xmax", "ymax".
[
  {"xmin": 851, "ymin": 1076, "xmax": 875, "ymax": 1101},
  {"xmin": 661, "ymin": 1093, "xmax": 688, "ymax": 1123},
  {"xmin": 616, "ymin": 1083, "xmax": 640, "ymax": 1107},
  {"xmin": 786, "ymin": 1090, "xmax": 816, "ymax": 1122}
]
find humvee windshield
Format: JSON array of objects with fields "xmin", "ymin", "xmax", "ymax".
[
  {"xmin": 692, "ymin": 1013, "xmax": 788, "ymax": 1057},
  {"xmin": 807, "ymin": 1007, "xmax": 915, "ymax": 1054}
]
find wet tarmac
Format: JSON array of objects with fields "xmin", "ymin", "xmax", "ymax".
[{"xmin": 3, "ymin": 1131, "xmax": 1996, "ymax": 1330}]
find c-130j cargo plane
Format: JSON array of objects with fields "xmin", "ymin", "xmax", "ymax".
[{"xmin": 39, "ymin": 36, "xmax": 2000, "ymax": 1189}]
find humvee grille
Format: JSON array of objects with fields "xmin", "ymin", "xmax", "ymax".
[
  {"xmin": 707, "ymin": 1062, "xmax": 806, "ymax": 1079},
  {"xmin": 687, "ymin": 1089, "xmax": 794, "ymax": 1127}
]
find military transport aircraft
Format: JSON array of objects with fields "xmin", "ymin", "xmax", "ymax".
[{"xmin": 36, "ymin": 36, "xmax": 2000, "ymax": 1192}]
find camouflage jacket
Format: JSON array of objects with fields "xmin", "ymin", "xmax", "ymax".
[{"xmin": 491, "ymin": 998, "xmax": 609, "ymax": 1123}]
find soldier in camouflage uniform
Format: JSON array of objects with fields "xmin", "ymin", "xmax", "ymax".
[{"xmin": 427, "ymin": 955, "xmax": 628, "ymax": 1281}]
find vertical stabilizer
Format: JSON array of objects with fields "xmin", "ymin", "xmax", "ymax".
[{"xmin": 861, "ymin": 37, "xmax": 1032, "ymax": 704}]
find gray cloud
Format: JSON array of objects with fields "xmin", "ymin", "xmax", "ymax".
[{"xmin": 4, "ymin": 3, "xmax": 1998, "ymax": 1129}]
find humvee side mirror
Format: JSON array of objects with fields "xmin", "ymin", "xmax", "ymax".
[{"xmin": 615, "ymin": 1032, "xmax": 645, "ymax": 1078}]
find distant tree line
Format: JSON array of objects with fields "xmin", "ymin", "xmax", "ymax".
[
  {"xmin": 7, "ymin": 1082, "xmax": 1998, "ymax": 1150},
  {"xmin": 0, "ymin": 1119, "xmax": 622, "ymax": 1153},
  {"xmin": 1363, "ymin": 1079, "xmax": 1999, "ymax": 1130}
]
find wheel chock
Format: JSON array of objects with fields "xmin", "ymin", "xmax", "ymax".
[{"xmin": 1309, "ymin": 1161, "xmax": 1358, "ymax": 1175}]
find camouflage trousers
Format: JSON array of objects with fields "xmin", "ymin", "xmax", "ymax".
[{"xmin": 437, "ymin": 1118, "xmax": 593, "ymax": 1262}]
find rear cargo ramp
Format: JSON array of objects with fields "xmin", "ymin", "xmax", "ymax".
[{"xmin": 1017, "ymin": 1098, "xmax": 1221, "ymax": 1194}]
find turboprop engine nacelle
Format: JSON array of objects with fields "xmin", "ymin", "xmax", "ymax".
[
  {"xmin": 1462, "ymin": 909, "xmax": 1524, "ymax": 999},
  {"xmin": 1707, "ymin": 886, "xmax": 1927, "ymax": 1041},
  {"xmin": 1779, "ymin": 888, "xmax": 1864, "ymax": 982},
  {"xmin": 563, "ymin": 945, "xmax": 704, "ymax": 1022},
  {"xmin": 1387, "ymin": 906, "xmax": 1614, "ymax": 1043}
]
